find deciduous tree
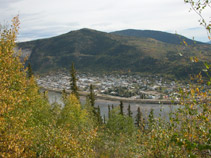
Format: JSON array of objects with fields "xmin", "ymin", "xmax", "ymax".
[{"xmin": 70, "ymin": 62, "xmax": 79, "ymax": 99}]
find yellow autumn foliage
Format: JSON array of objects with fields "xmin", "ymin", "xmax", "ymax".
[
  {"xmin": 0, "ymin": 15, "xmax": 36, "ymax": 157},
  {"xmin": 0, "ymin": 16, "xmax": 97, "ymax": 158},
  {"xmin": 1, "ymin": 15, "xmax": 210, "ymax": 158}
]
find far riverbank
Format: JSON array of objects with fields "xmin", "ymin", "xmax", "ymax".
[
  {"xmin": 41, "ymin": 87, "xmax": 179, "ymax": 105},
  {"xmin": 42, "ymin": 88, "xmax": 180, "ymax": 120}
]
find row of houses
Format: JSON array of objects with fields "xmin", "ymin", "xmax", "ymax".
[{"xmin": 37, "ymin": 72, "xmax": 179, "ymax": 99}]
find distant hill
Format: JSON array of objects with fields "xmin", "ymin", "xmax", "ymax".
[
  {"xmin": 111, "ymin": 29, "xmax": 204, "ymax": 45},
  {"xmin": 18, "ymin": 28, "xmax": 211, "ymax": 78}
]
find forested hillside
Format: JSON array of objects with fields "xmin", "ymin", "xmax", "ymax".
[
  {"xmin": 18, "ymin": 28, "xmax": 211, "ymax": 78},
  {"xmin": 111, "ymin": 29, "xmax": 204, "ymax": 45}
]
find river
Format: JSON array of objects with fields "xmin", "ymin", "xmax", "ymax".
[{"xmin": 45, "ymin": 90, "xmax": 180, "ymax": 120}]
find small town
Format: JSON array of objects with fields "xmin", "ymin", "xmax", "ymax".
[{"xmin": 36, "ymin": 72, "xmax": 182, "ymax": 100}]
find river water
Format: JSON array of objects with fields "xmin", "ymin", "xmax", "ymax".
[{"xmin": 46, "ymin": 90, "xmax": 180, "ymax": 120}]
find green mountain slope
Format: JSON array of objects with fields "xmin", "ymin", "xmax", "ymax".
[
  {"xmin": 111, "ymin": 29, "xmax": 204, "ymax": 45},
  {"xmin": 18, "ymin": 28, "xmax": 211, "ymax": 78}
]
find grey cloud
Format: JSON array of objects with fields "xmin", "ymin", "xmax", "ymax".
[
  {"xmin": 0, "ymin": 0, "xmax": 23, "ymax": 8},
  {"xmin": 90, "ymin": 23, "xmax": 111, "ymax": 27},
  {"xmin": 0, "ymin": 0, "xmax": 208, "ymax": 42},
  {"xmin": 18, "ymin": 22, "xmax": 80, "ymax": 41}
]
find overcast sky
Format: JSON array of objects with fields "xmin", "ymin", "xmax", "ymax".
[{"xmin": 0, "ymin": 0, "xmax": 210, "ymax": 42}]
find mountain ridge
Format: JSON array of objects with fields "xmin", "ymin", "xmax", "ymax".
[
  {"xmin": 18, "ymin": 28, "xmax": 211, "ymax": 78},
  {"xmin": 111, "ymin": 29, "xmax": 204, "ymax": 45}
]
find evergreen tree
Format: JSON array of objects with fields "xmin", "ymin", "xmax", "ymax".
[
  {"xmin": 43, "ymin": 90, "xmax": 48, "ymax": 100},
  {"xmin": 62, "ymin": 89, "xmax": 67, "ymax": 103},
  {"xmin": 127, "ymin": 104, "xmax": 132, "ymax": 117},
  {"xmin": 106, "ymin": 107, "xmax": 136, "ymax": 136},
  {"xmin": 87, "ymin": 85, "xmax": 101, "ymax": 124},
  {"xmin": 148, "ymin": 109, "xmax": 154, "ymax": 124},
  {"xmin": 108, "ymin": 105, "xmax": 111, "ymax": 119},
  {"xmin": 70, "ymin": 63, "xmax": 79, "ymax": 99},
  {"xmin": 27, "ymin": 63, "xmax": 33, "ymax": 78},
  {"xmin": 135, "ymin": 107, "xmax": 142, "ymax": 128},
  {"xmin": 119, "ymin": 101, "xmax": 124, "ymax": 115},
  {"xmin": 88, "ymin": 84, "xmax": 95, "ymax": 107}
]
